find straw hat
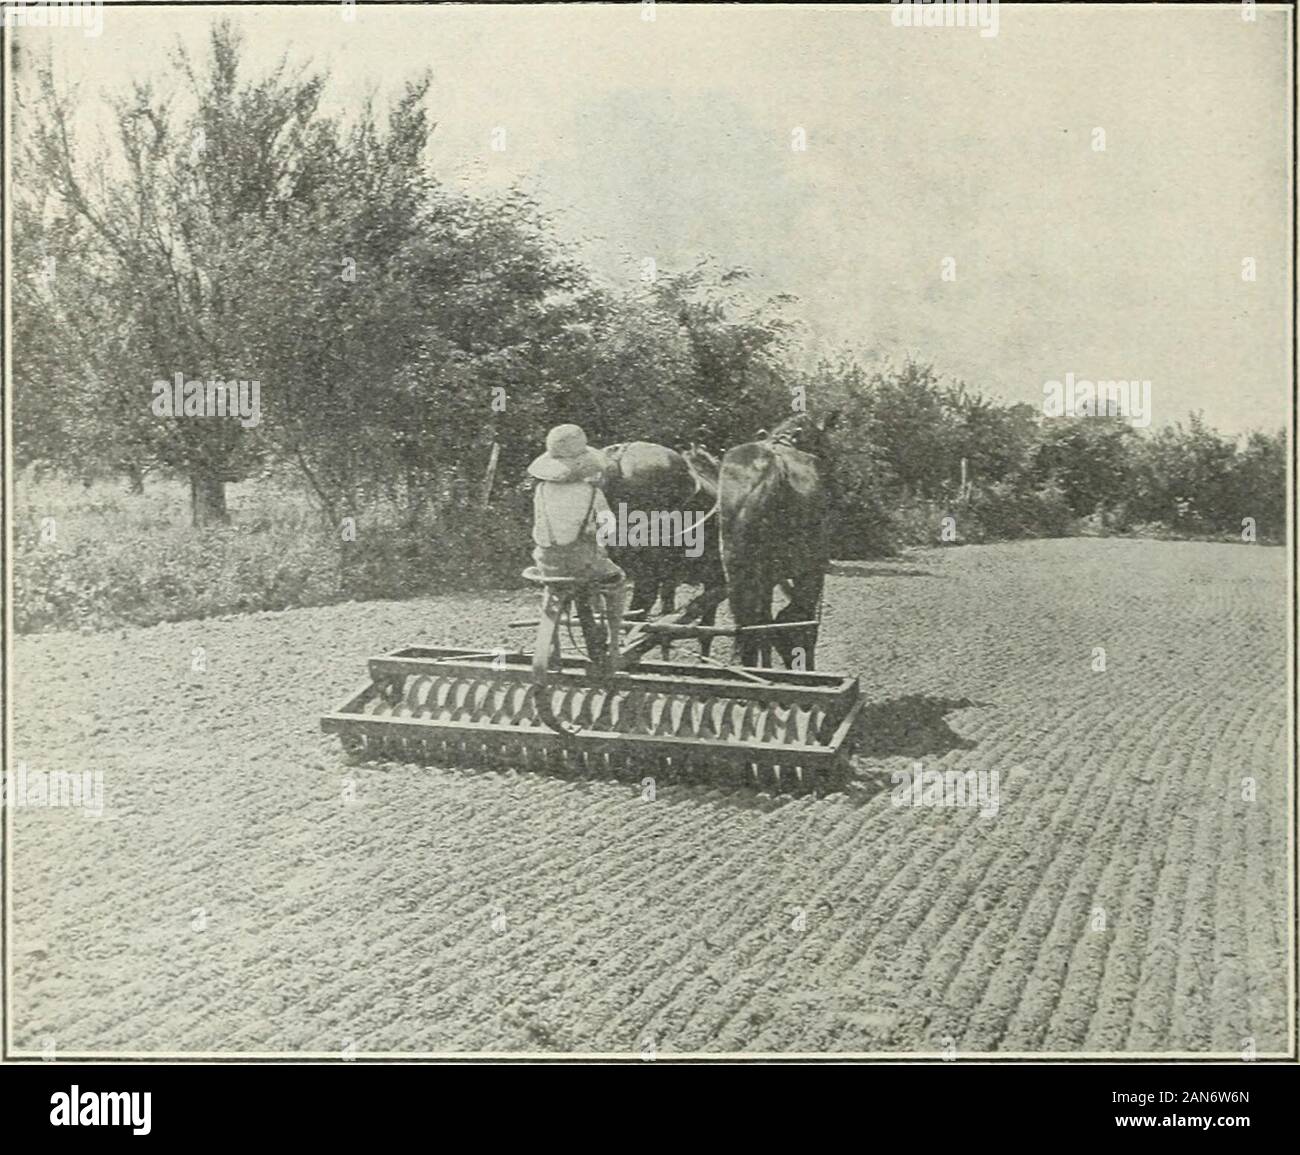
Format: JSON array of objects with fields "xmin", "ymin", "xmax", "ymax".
[{"xmin": 527, "ymin": 424, "xmax": 608, "ymax": 482}]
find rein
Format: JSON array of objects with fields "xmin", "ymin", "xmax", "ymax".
[
  {"xmin": 653, "ymin": 499, "xmax": 718, "ymax": 547},
  {"xmin": 678, "ymin": 501, "xmax": 719, "ymax": 537}
]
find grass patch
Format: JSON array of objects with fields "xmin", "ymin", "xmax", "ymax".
[{"xmin": 13, "ymin": 474, "xmax": 529, "ymax": 633}]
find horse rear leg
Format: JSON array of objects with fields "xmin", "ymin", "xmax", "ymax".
[
  {"xmin": 756, "ymin": 589, "xmax": 775, "ymax": 668},
  {"xmin": 697, "ymin": 559, "xmax": 726, "ymax": 660},
  {"xmin": 698, "ymin": 594, "xmax": 720, "ymax": 660},
  {"xmin": 658, "ymin": 579, "xmax": 677, "ymax": 659},
  {"xmin": 728, "ymin": 584, "xmax": 772, "ymax": 668},
  {"xmin": 629, "ymin": 577, "xmax": 656, "ymax": 616},
  {"xmin": 776, "ymin": 573, "xmax": 824, "ymax": 670}
]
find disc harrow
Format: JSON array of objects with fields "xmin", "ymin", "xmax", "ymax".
[{"xmin": 321, "ymin": 646, "xmax": 864, "ymax": 789}]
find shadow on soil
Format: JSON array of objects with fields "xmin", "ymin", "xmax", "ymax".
[
  {"xmin": 855, "ymin": 695, "xmax": 982, "ymax": 759},
  {"xmin": 831, "ymin": 694, "xmax": 986, "ymax": 807}
]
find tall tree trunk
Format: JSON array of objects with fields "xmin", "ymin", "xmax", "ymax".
[{"xmin": 190, "ymin": 467, "xmax": 229, "ymax": 527}]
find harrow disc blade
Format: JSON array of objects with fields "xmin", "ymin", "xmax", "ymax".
[{"xmin": 322, "ymin": 646, "xmax": 863, "ymax": 792}]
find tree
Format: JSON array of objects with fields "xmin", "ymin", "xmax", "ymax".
[
  {"xmin": 647, "ymin": 261, "xmax": 793, "ymax": 449},
  {"xmin": 860, "ymin": 358, "xmax": 961, "ymax": 500},
  {"xmin": 944, "ymin": 384, "xmax": 1039, "ymax": 488},
  {"xmin": 17, "ymin": 23, "xmax": 337, "ymax": 523},
  {"xmin": 1030, "ymin": 417, "xmax": 1137, "ymax": 519},
  {"xmin": 1226, "ymin": 429, "xmax": 1286, "ymax": 539},
  {"xmin": 14, "ymin": 22, "xmax": 594, "ymax": 530}
]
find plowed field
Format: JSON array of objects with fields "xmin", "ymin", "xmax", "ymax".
[{"xmin": 8, "ymin": 538, "xmax": 1291, "ymax": 1056}]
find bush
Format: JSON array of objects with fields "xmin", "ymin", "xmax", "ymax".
[
  {"xmin": 872, "ymin": 482, "xmax": 1075, "ymax": 550},
  {"xmin": 884, "ymin": 494, "xmax": 948, "ymax": 550},
  {"xmin": 965, "ymin": 480, "xmax": 1075, "ymax": 542}
]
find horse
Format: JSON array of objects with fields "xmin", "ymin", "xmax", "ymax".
[
  {"xmin": 601, "ymin": 441, "xmax": 726, "ymax": 655},
  {"xmin": 717, "ymin": 412, "xmax": 840, "ymax": 669}
]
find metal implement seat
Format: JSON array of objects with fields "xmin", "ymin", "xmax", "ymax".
[{"xmin": 522, "ymin": 567, "xmax": 624, "ymax": 677}]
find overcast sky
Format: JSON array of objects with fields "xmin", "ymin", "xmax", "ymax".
[{"xmin": 12, "ymin": 2, "xmax": 1293, "ymax": 436}]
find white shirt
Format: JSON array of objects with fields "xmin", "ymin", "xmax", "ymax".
[{"xmin": 532, "ymin": 481, "xmax": 612, "ymax": 547}]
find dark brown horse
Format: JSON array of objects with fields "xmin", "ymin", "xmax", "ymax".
[
  {"xmin": 601, "ymin": 441, "xmax": 726, "ymax": 652},
  {"xmin": 718, "ymin": 412, "xmax": 839, "ymax": 669}
]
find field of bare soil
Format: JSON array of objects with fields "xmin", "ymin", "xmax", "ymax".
[{"xmin": 8, "ymin": 538, "xmax": 1291, "ymax": 1056}]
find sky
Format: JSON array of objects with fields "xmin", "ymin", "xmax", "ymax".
[{"xmin": 9, "ymin": 2, "xmax": 1294, "ymax": 436}]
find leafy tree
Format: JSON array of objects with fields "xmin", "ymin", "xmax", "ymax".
[
  {"xmin": 944, "ymin": 384, "xmax": 1039, "ymax": 488},
  {"xmin": 1029, "ymin": 417, "xmax": 1137, "ymax": 519},
  {"xmin": 861, "ymin": 358, "xmax": 962, "ymax": 499},
  {"xmin": 1129, "ymin": 413, "xmax": 1231, "ymax": 530},
  {"xmin": 648, "ymin": 261, "xmax": 793, "ymax": 449},
  {"xmin": 18, "ymin": 23, "xmax": 336, "ymax": 523},
  {"xmin": 1226, "ymin": 429, "xmax": 1287, "ymax": 539},
  {"xmin": 15, "ymin": 23, "xmax": 591, "ymax": 531}
]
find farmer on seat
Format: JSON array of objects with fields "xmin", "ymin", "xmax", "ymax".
[{"xmin": 528, "ymin": 423, "xmax": 627, "ymax": 668}]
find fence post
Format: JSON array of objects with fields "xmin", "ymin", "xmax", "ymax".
[{"xmin": 479, "ymin": 441, "xmax": 501, "ymax": 509}]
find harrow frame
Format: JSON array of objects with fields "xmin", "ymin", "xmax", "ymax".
[{"xmin": 321, "ymin": 591, "xmax": 865, "ymax": 788}]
